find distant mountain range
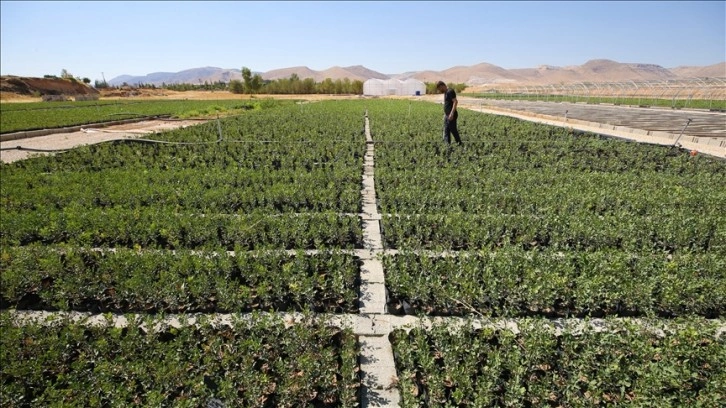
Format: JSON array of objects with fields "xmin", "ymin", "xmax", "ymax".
[{"xmin": 108, "ymin": 60, "xmax": 726, "ymax": 88}]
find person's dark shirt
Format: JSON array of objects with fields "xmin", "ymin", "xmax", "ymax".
[{"xmin": 444, "ymin": 88, "xmax": 457, "ymax": 118}]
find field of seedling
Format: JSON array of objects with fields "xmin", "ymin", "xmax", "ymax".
[
  {"xmin": 1, "ymin": 99, "xmax": 724, "ymax": 406},
  {"xmin": 0, "ymin": 99, "xmax": 268, "ymax": 133}
]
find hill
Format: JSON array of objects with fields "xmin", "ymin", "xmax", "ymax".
[
  {"xmin": 261, "ymin": 66, "xmax": 320, "ymax": 81},
  {"xmin": 0, "ymin": 76, "xmax": 99, "ymax": 96},
  {"xmin": 105, "ymin": 60, "xmax": 725, "ymax": 88},
  {"xmin": 109, "ymin": 67, "xmax": 244, "ymax": 86},
  {"xmin": 669, "ymin": 62, "xmax": 726, "ymax": 78},
  {"xmin": 507, "ymin": 59, "xmax": 677, "ymax": 85}
]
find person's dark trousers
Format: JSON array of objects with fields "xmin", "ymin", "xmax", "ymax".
[{"xmin": 443, "ymin": 115, "xmax": 462, "ymax": 145}]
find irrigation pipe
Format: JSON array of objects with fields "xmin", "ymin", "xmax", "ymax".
[
  {"xmin": 670, "ymin": 117, "xmax": 693, "ymax": 148},
  {"xmin": 2, "ymin": 137, "xmax": 705, "ymax": 153}
]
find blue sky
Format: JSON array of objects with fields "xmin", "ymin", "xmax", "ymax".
[{"xmin": 1, "ymin": 1, "xmax": 724, "ymax": 82}]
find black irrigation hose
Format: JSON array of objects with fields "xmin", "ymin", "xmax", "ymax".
[
  {"xmin": 2, "ymin": 131, "xmax": 702, "ymax": 150},
  {"xmin": 104, "ymin": 113, "xmax": 211, "ymax": 121},
  {"xmin": 107, "ymin": 112, "xmax": 149, "ymax": 118},
  {"xmin": 0, "ymin": 137, "xmax": 671, "ymax": 152},
  {"xmin": 0, "ymin": 139, "xmax": 218, "ymax": 152},
  {"xmin": 369, "ymin": 140, "xmax": 587, "ymax": 144},
  {"xmin": 158, "ymin": 117, "xmax": 210, "ymax": 121},
  {"xmin": 0, "ymin": 146, "xmax": 73, "ymax": 153}
]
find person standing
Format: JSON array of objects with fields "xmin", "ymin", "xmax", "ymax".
[{"xmin": 437, "ymin": 81, "xmax": 462, "ymax": 145}]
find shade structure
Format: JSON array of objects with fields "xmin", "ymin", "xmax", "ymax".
[{"xmin": 363, "ymin": 78, "xmax": 426, "ymax": 96}]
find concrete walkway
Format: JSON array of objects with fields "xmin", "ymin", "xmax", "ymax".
[{"xmin": 358, "ymin": 111, "xmax": 401, "ymax": 407}]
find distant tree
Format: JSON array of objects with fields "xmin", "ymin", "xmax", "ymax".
[
  {"xmin": 425, "ymin": 82, "xmax": 438, "ymax": 94},
  {"xmin": 60, "ymin": 69, "xmax": 72, "ymax": 79},
  {"xmin": 263, "ymin": 79, "xmax": 279, "ymax": 94},
  {"xmin": 425, "ymin": 82, "xmax": 466, "ymax": 94},
  {"xmin": 231, "ymin": 76, "xmax": 363, "ymax": 95},
  {"xmin": 289, "ymin": 73, "xmax": 301, "ymax": 94},
  {"xmin": 320, "ymin": 78, "xmax": 335, "ymax": 94},
  {"xmin": 301, "ymin": 78, "xmax": 316, "ymax": 94},
  {"xmin": 342, "ymin": 78, "xmax": 352, "ymax": 94},
  {"xmin": 334, "ymin": 79, "xmax": 344, "ymax": 94},
  {"xmin": 241, "ymin": 66, "xmax": 253, "ymax": 93},
  {"xmin": 82, "ymin": 77, "xmax": 91, "ymax": 84},
  {"xmin": 249, "ymin": 74, "xmax": 263, "ymax": 94},
  {"xmin": 229, "ymin": 79, "xmax": 244, "ymax": 94},
  {"xmin": 352, "ymin": 80, "xmax": 364, "ymax": 95},
  {"xmin": 238, "ymin": 67, "xmax": 264, "ymax": 93},
  {"xmin": 454, "ymin": 83, "xmax": 467, "ymax": 93}
]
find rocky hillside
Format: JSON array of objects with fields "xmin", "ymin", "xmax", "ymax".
[
  {"xmin": 1, "ymin": 76, "xmax": 99, "ymax": 96},
  {"xmin": 669, "ymin": 62, "xmax": 726, "ymax": 78},
  {"xmin": 110, "ymin": 67, "xmax": 244, "ymax": 87}
]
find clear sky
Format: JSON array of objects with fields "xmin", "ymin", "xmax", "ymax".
[{"xmin": 1, "ymin": 1, "xmax": 724, "ymax": 82}]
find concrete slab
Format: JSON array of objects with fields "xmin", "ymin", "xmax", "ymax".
[
  {"xmin": 361, "ymin": 192, "xmax": 377, "ymax": 202},
  {"xmin": 354, "ymin": 315, "xmax": 393, "ymax": 336},
  {"xmin": 359, "ymin": 336, "xmax": 401, "ymax": 408},
  {"xmin": 362, "ymin": 206, "xmax": 379, "ymax": 220},
  {"xmin": 359, "ymin": 282, "xmax": 387, "ymax": 315},
  {"xmin": 360, "ymin": 258, "xmax": 386, "ymax": 283},
  {"xmin": 355, "ymin": 249, "xmax": 376, "ymax": 260},
  {"xmin": 362, "ymin": 176, "xmax": 376, "ymax": 190},
  {"xmin": 362, "ymin": 220, "xmax": 383, "ymax": 250}
]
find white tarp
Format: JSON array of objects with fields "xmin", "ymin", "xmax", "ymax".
[{"xmin": 363, "ymin": 78, "xmax": 426, "ymax": 96}]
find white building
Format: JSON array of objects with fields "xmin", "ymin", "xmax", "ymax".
[{"xmin": 363, "ymin": 78, "xmax": 426, "ymax": 96}]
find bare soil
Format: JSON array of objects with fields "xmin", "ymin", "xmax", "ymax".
[{"xmin": 0, "ymin": 119, "xmax": 209, "ymax": 163}]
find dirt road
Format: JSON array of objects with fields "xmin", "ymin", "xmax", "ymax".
[{"xmin": 0, "ymin": 119, "xmax": 208, "ymax": 163}]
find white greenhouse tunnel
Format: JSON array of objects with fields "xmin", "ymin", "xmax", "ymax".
[{"xmin": 363, "ymin": 78, "xmax": 426, "ymax": 96}]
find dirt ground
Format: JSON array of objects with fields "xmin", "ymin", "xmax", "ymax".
[
  {"xmin": 0, "ymin": 119, "xmax": 210, "ymax": 163},
  {"xmin": 0, "ymin": 92, "xmax": 41, "ymax": 102}
]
